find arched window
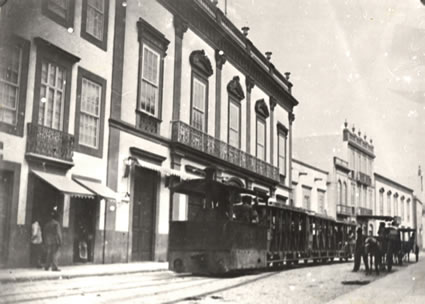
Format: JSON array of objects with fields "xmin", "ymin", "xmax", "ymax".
[
  {"xmin": 387, "ymin": 191, "xmax": 392, "ymax": 215},
  {"xmin": 337, "ymin": 180, "xmax": 342, "ymax": 204},
  {"xmin": 343, "ymin": 182, "xmax": 347, "ymax": 205},
  {"xmin": 379, "ymin": 188, "xmax": 384, "ymax": 215}
]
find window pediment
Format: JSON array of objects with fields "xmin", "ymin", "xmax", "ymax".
[
  {"xmin": 227, "ymin": 76, "xmax": 245, "ymax": 100},
  {"xmin": 255, "ymin": 99, "xmax": 269, "ymax": 118},
  {"xmin": 189, "ymin": 50, "xmax": 213, "ymax": 77}
]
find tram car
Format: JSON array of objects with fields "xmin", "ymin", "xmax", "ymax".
[{"xmin": 168, "ymin": 171, "xmax": 355, "ymax": 275}]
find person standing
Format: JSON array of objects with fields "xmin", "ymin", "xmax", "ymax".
[
  {"xmin": 352, "ymin": 226, "xmax": 369, "ymax": 272},
  {"xmin": 31, "ymin": 218, "xmax": 43, "ymax": 268},
  {"xmin": 43, "ymin": 211, "xmax": 62, "ymax": 271}
]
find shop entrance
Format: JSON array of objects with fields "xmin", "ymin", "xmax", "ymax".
[
  {"xmin": 73, "ymin": 198, "xmax": 97, "ymax": 263},
  {"xmin": 131, "ymin": 167, "xmax": 157, "ymax": 261},
  {"xmin": 0, "ymin": 171, "xmax": 12, "ymax": 267}
]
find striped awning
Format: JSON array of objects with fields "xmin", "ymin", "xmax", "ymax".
[
  {"xmin": 136, "ymin": 159, "xmax": 196, "ymax": 180},
  {"xmin": 31, "ymin": 170, "xmax": 94, "ymax": 198},
  {"xmin": 73, "ymin": 178, "xmax": 118, "ymax": 201}
]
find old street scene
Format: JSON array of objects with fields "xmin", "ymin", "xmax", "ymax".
[{"xmin": 0, "ymin": 0, "xmax": 425, "ymax": 303}]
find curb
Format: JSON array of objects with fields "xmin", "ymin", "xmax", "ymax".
[{"xmin": 0, "ymin": 267, "xmax": 169, "ymax": 284}]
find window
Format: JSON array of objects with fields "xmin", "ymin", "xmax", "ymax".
[
  {"xmin": 379, "ymin": 191, "xmax": 384, "ymax": 215},
  {"xmin": 387, "ymin": 193, "xmax": 392, "ymax": 215},
  {"xmin": 0, "ymin": 36, "xmax": 29, "ymax": 136},
  {"xmin": 394, "ymin": 195, "xmax": 398, "ymax": 216},
  {"xmin": 136, "ymin": 18, "xmax": 169, "ymax": 135},
  {"xmin": 277, "ymin": 124, "xmax": 287, "ymax": 179},
  {"xmin": 32, "ymin": 38, "xmax": 79, "ymax": 134},
  {"xmin": 351, "ymin": 183, "xmax": 356, "ymax": 206},
  {"xmin": 191, "ymin": 75, "xmax": 207, "ymax": 131},
  {"xmin": 407, "ymin": 199, "xmax": 411, "ymax": 221},
  {"xmin": 337, "ymin": 180, "xmax": 342, "ymax": 204},
  {"xmin": 228, "ymin": 99, "xmax": 240, "ymax": 148},
  {"xmin": 302, "ymin": 186, "xmax": 311, "ymax": 210},
  {"xmin": 318, "ymin": 190, "xmax": 325, "ymax": 214},
  {"xmin": 401, "ymin": 197, "xmax": 405, "ymax": 219},
  {"xmin": 256, "ymin": 118, "xmax": 266, "ymax": 160},
  {"xmin": 42, "ymin": 0, "xmax": 75, "ymax": 28},
  {"xmin": 81, "ymin": 0, "xmax": 109, "ymax": 50},
  {"xmin": 343, "ymin": 182, "xmax": 347, "ymax": 205},
  {"xmin": 75, "ymin": 68, "xmax": 106, "ymax": 157},
  {"xmin": 139, "ymin": 45, "xmax": 160, "ymax": 117}
]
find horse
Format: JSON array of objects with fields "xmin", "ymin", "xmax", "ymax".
[{"xmin": 364, "ymin": 236, "xmax": 382, "ymax": 275}]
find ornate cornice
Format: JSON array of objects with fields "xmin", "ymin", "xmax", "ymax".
[
  {"xmin": 214, "ymin": 49, "xmax": 226, "ymax": 69},
  {"xmin": 255, "ymin": 99, "xmax": 269, "ymax": 119},
  {"xmin": 189, "ymin": 49, "xmax": 213, "ymax": 77},
  {"xmin": 227, "ymin": 76, "xmax": 245, "ymax": 100},
  {"xmin": 173, "ymin": 15, "xmax": 188, "ymax": 38}
]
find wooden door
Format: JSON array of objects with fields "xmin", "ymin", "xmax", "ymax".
[{"xmin": 132, "ymin": 168, "xmax": 157, "ymax": 261}]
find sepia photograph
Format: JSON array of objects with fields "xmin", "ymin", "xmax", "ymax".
[{"xmin": 0, "ymin": 0, "xmax": 424, "ymax": 303}]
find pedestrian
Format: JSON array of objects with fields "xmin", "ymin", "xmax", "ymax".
[
  {"xmin": 352, "ymin": 226, "xmax": 369, "ymax": 272},
  {"xmin": 30, "ymin": 218, "xmax": 43, "ymax": 268},
  {"xmin": 43, "ymin": 210, "xmax": 62, "ymax": 271}
]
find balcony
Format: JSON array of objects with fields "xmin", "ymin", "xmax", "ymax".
[
  {"xmin": 26, "ymin": 123, "xmax": 74, "ymax": 163},
  {"xmin": 356, "ymin": 171, "xmax": 372, "ymax": 186},
  {"xmin": 357, "ymin": 207, "xmax": 373, "ymax": 216},
  {"xmin": 337, "ymin": 204, "xmax": 355, "ymax": 216},
  {"xmin": 136, "ymin": 110, "xmax": 161, "ymax": 135},
  {"xmin": 171, "ymin": 121, "xmax": 279, "ymax": 182},
  {"xmin": 334, "ymin": 157, "xmax": 350, "ymax": 172}
]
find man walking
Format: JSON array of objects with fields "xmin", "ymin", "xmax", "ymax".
[
  {"xmin": 44, "ymin": 210, "xmax": 62, "ymax": 271},
  {"xmin": 30, "ymin": 218, "xmax": 43, "ymax": 268}
]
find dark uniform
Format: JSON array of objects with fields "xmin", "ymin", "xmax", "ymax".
[{"xmin": 353, "ymin": 227, "xmax": 369, "ymax": 272}]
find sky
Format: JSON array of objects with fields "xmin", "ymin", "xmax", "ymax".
[{"xmin": 217, "ymin": 0, "xmax": 425, "ymax": 195}]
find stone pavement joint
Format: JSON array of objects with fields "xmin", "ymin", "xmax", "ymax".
[{"xmin": 0, "ymin": 262, "xmax": 169, "ymax": 284}]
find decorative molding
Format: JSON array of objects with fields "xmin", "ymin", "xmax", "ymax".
[
  {"xmin": 214, "ymin": 49, "xmax": 226, "ymax": 69},
  {"xmin": 34, "ymin": 37, "xmax": 80, "ymax": 63},
  {"xmin": 245, "ymin": 76, "xmax": 255, "ymax": 93},
  {"xmin": 189, "ymin": 50, "xmax": 213, "ymax": 77},
  {"xmin": 173, "ymin": 15, "xmax": 188, "ymax": 38},
  {"xmin": 277, "ymin": 122, "xmax": 288, "ymax": 135},
  {"xmin": 137, "ymin": 17, "xmax": 170, "ymax": 57},
  {"xmin": 288, "ymin": 112, "xmax": 295, "ymax": 123},
  {"xmin": 130, "ymin": 147, "xmax": 166, "ymax": 165},
  {"xmin": 255, "ymin": 99, "xmax": 269, "ymax": 119},
  {"xmin": 269, "ymin": 96, "xmax": 277, "ymax": 111},
  {"xmin": 227, "ymin": 76, "xmax": 245, "ymax": 100}
]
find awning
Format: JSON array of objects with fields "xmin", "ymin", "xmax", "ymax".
[
  {"xmin": 73, "ymin": 178, "xmax": 118, "ymax": 201},
  {"xmin": 31, "ymin": 170, "xmax": 94, "ymax": 198}
]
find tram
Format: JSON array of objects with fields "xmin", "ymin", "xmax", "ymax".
[{"xmin": 168, "ymin": 169, "xmax": 355, "ymax": 275}]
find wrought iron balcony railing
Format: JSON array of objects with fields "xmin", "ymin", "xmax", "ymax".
[
  {"xmin": 357, "ymin": 206, "xmax": 373, "ymax": 216},
  {"xmin": 171, "ymin": 120, "xmax": 279, "ymax": 182},
  {"xmin": 26, "ymin": 123, "xmax": 74, "ymax": 162},
  {"xmin": 336, "ymin": 204, "xmax": 355, "ymax": 216}
]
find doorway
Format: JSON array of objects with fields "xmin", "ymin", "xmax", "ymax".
[
  {"xmin": 131, "ymin": 167, "xmax": 157, "ymax": 261},
  {"xmin": 0, "ymin": 171, "xmax": 12, "ymax": 266},
  {"xmin": 73, "ymin": 198, "xmax": 97, "ymax": 263}
]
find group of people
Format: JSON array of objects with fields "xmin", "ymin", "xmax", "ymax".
[{"xmin": 31, "ymin": 210, "xmax": 62, "ymax": 271}]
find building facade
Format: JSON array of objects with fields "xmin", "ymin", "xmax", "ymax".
[
  {"xmin": 293, "ymin": 121, "xmax": 375, "ymax": 222},
  {"xmin": 0, "ymin": 0, "xmax": 300, "ymax": 267},
  {"xmin": 0, "ymin": 0, "xmax": 125, "ymax": 267},
  {"xmin": 291, "ymin": 158, "xmax": 329, "ymax": 216},
  {"xmin": 109, "ymin": 0, "xmax": 299, "ymax": 262}
]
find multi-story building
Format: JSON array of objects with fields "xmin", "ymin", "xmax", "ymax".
[
  {"xmin": 0, "ymin": 0, "xmax": 120, "ymax": 267},
  {"xmin": 373, "ymin": 173, "xmax": 415, "ymax": 233},
  {"xmin": 293, "ymin": 121, "xmax": 375, "ymax": 222},
  {"xmin": 110, "ymin": 0, "xmax": 299, "ymax": 262},
  {"xmin": 291, "ymin": 158, "xmax": 329, "ymax": 216},
  {"xmin": 0, "ymin": 0, "xmax": 300, "ymax": 267}
]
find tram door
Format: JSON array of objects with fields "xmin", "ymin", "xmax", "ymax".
[
  {"xmin": 0, "ymin": 171, "xmax": 12, "ymax": 266},
  {"xmin": 132, "ymin": 167, "xmax": 157, "ymax": 261}
]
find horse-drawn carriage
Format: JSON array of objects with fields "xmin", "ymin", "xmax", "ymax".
[{"xmin": 356, "ymin": 215, "xmax": 418, "ymax": 274}]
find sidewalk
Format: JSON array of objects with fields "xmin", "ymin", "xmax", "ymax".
[
  {"xmin": 329, "ymin": 254, "xmax": 425, "ymax": 304},
  {"xmin": 0, "ymin": 262, "xmax": 169, "ymax": 284}
]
